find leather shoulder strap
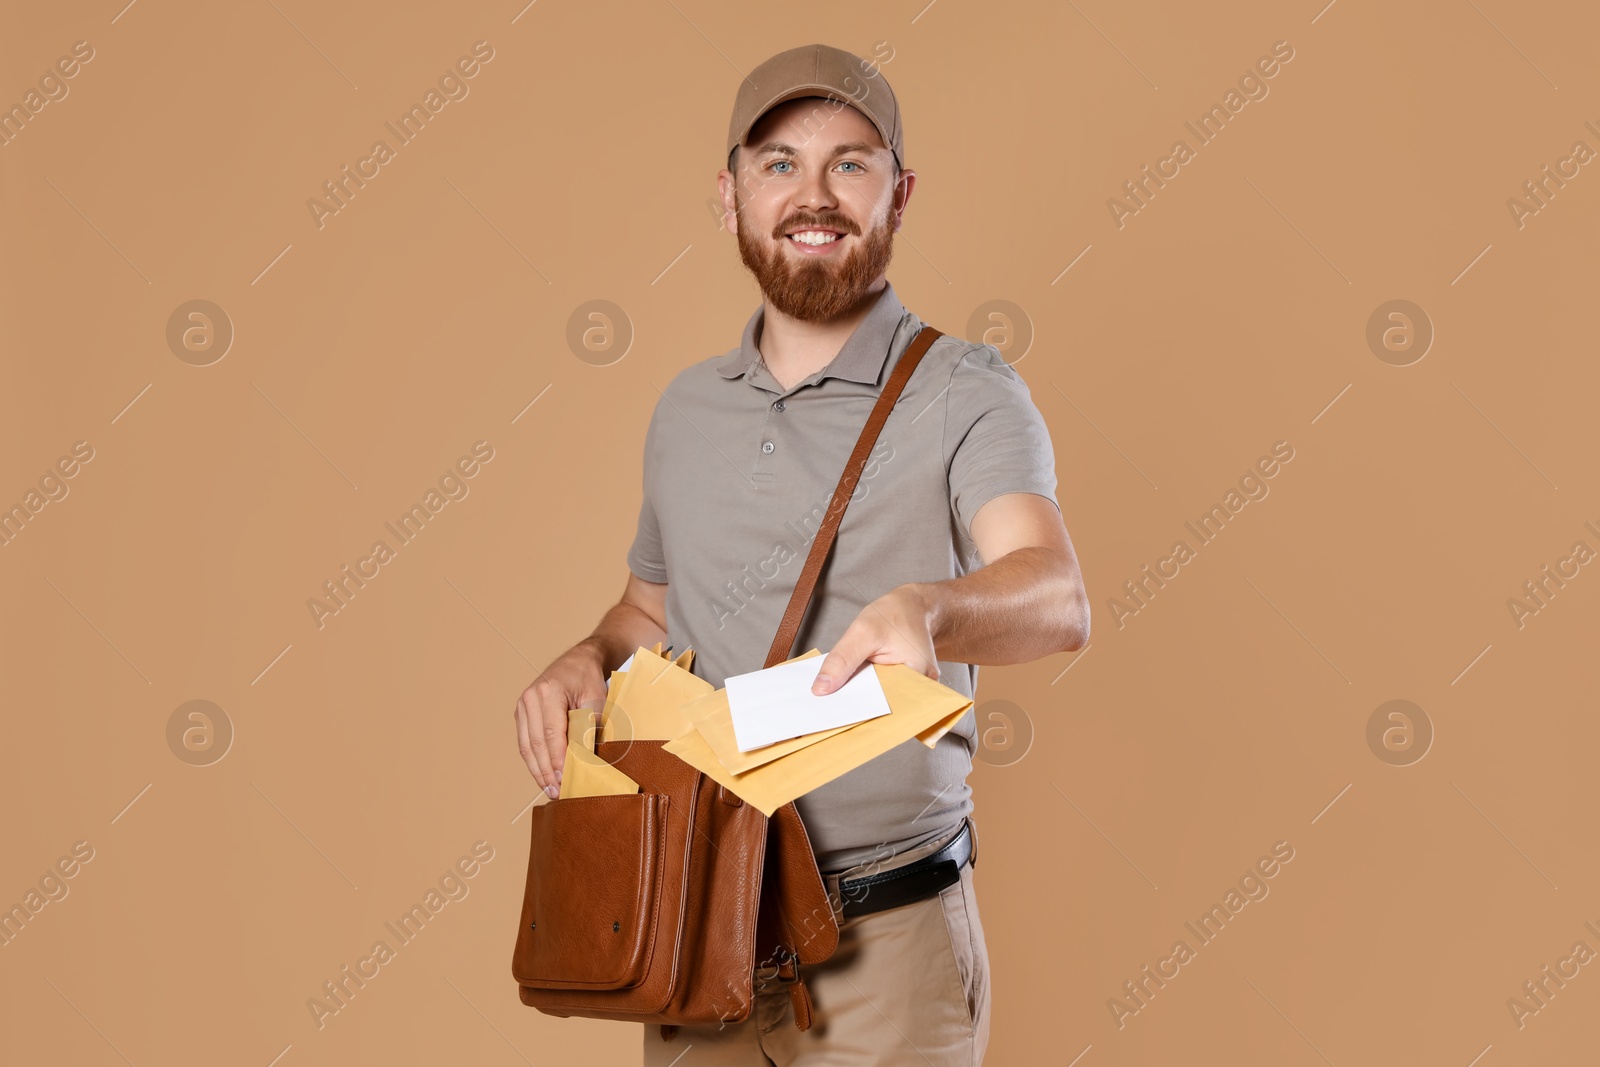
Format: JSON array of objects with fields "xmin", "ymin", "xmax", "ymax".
[{"xmin": 764, "ymin": 325, "xmax": 944, "ymax": 669}]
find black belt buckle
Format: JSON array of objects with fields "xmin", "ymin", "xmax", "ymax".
[{"xmin": 836, "ymin": 820, "xmax": 972, "ymax": 920}]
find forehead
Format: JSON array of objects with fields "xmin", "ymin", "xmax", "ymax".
[{"xmin": 744, "ymin": 96, "xmax": 886, "ymax": 156}]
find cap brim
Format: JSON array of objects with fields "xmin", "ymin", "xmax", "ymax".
[{"xmin": 732, "ymin": 88, "xmax": 892, "ymax": 161}]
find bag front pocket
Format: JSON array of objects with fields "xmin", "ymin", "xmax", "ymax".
[{"xmin": 512, "ymin": 791, "xmax": 668, "ymax": 991}]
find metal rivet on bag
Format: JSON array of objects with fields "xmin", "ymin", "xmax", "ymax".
[
  {"xmin": 528, "ymin": 922, "xmax": 536, "ymax": 930},
  {"xmin": 612, "ymin": 921, "xmax": 620, "ymax": 932}
]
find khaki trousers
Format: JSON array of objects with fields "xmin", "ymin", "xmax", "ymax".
[{"xmin": 642, "ymin": 821, "xmax": 991, "ymax": 1066}]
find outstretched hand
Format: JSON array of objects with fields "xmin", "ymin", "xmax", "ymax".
[{"xmin": 810, "ymin": 585, "xmax": 940, "ymax": 695}]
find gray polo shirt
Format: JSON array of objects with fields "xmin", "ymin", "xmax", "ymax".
[{"xmin": 626, "ymin": 281, "xmax": 1059, "ymax": 872}]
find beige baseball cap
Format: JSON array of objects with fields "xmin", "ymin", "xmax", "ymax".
[{"xmin": 726, "ymin": 43, "xmax": 904, "ymax": 172}]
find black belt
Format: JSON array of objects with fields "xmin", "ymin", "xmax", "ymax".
[{"xmin": 831, "ymin": 820, "xmax": 974, "ymax": 920}]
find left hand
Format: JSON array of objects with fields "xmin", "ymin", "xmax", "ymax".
[{"xmin": 811, "ymin": 585, "xmax": 940, "ymax": 695}]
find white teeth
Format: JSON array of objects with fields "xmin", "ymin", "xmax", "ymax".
[{"xmin": 788, "ymin": 231, "xmax": 841, "ymax": 245}]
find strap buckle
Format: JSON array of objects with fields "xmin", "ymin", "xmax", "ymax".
[{"xmin": 768, "ymin": 943, "xmax": 801, "ymax": 984}]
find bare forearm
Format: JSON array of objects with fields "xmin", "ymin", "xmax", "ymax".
[
  {"xmin": 916, "ymin": 546, "xmax": 1089, "ymax": 665},
  {"xmin": 574, "ymin": 602, "xmax": 668, "ymax": 674}
]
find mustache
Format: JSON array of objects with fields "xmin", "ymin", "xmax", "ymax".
[{"xmin": 772, "ymin": 215, "xmax": 859, "ymax": 237}]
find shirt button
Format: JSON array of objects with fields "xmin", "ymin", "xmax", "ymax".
[
  {"xmin": 773, "ymin": 399, "xmax": 786, "ymax": 412},
  {"xmin": 761, "ymin": 440, "xmax": 775, "ymax": 454}
]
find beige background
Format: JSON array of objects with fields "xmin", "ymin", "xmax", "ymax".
[{"xmin": 2, "ymin": 0, "xmax": 1597, "ymax": 1064}]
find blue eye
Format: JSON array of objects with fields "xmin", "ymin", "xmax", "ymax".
[
  {"xmin": 769, "ymin": 160, "xmax": 792, "ymax": 173},
  {"xmin": 838, "ymin": 162, "xmax": 860, "ymax": 173}
]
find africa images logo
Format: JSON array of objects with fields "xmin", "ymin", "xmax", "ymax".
[{"xmin": 306, "ymin": 41, "xmax": 496, "ymax": 230}]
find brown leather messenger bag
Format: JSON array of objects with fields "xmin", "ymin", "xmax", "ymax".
[{"xmin": 511, "ymin": 324, "xmax": 945, "ymax": 1037}]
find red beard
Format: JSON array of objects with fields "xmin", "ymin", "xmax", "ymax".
[{"xmin": 735, "ymin": 204, "xmax": 896, "ymax": 322}]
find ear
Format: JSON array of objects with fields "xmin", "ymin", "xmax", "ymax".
[
  {"xmin": 716, "ymin": 169, "xmax": 739, "ymax": 236},
  {"xmin": 891, "ymin": 168, "xmax": 915, "ymax": 230}
]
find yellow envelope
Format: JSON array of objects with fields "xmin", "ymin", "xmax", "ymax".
[
  {"xmin": 599, "ymin": 644, "xmax": 715, "ymax": 742},
  {"xmin": 558, "ymin": 708, "xmax": 639, "ymax": 798},
  {"xmin": 595, "ymin": 645, "xmax": 693, "ymax": 742},
  {"xmin": 663, "ymin": 661, "xmax": 974, "ymax": 815},
  {"xmin": 598, "ymin": 666, "xmax": 626, "ymax": 729}
]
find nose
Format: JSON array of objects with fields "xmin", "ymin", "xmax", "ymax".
[{"xmin": 794, "ymin": 164, "xmax": 839, "ymax": 215}]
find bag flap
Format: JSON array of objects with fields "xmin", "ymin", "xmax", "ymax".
[{"xmin": 757, "ymin": 800, "xmax": 839, "ymax": 966}]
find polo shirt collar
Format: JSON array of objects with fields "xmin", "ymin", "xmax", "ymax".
[{"xmin": 715, "ymin": 282, "xmax": 907, "ymax": 385}]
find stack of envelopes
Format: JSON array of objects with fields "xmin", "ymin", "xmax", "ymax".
[{"xmin": 551, "ymin": 644, "xmax": 974, "ymax": 815}]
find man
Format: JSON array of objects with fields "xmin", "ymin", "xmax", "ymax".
[{"xmin": 514, "ymin": 43, "xmax": 1089, "ymax": 1065}]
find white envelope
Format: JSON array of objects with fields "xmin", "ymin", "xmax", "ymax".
[{"xmin": 726, "ymin": 654, "xmax": 892, "ymax": 753}]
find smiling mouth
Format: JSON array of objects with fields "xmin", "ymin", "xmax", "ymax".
[{"xmin": 786, "ymin": 230, "xmax": 847, "ymax": 247}]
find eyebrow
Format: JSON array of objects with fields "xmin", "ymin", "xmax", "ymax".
[{"xmin": 754, "ymin": 140, "xmax": 880, "ymax": 161}]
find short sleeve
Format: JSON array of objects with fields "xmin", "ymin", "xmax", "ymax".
[
  {"xmin": 625, "ymin": 398, "xmax": 669, "ymax": 583},
  {"xmin": 943, "ymin": 344, "xmax": 1060, "ymax": 541}
]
